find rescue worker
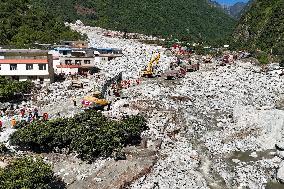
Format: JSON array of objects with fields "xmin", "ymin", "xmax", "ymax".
[
  {"xmin": 33, "ymin": 108, "xmax": 39, "ymax": 119},
  {"xmin": 27, "ymin": 114, "xmax": 33, "ymax": 123},
  {"xmin": 71, "ymin": 97, "xmax": 77, "ymax": 106},
  {"xmin": 20, "ymin": 108, "xmax": 25, "ymax": 118},
  {"xmin": 11, "ymin": 118, "xmax": 16, "ymax": 128},
  {"xmin": 43, "ymin": 113, "xmax": 48, "ymax": 121}
]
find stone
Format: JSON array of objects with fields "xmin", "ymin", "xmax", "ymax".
[
  {"xmin": 276, "ymin": 151, "xmax": 284, "ymax": 159},
  {"xmin": 276, "ymin": 142, "xmax": 284, "ymax": 151},
  {"xmin": 249, "ymin": 152, "xmax": 258, "ymax": 158},
  {"xmin": 277, "ymin": 161, "xmax": 284, "ymax": 183}
]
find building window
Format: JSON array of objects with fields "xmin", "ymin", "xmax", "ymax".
[
  {"xmin": 75, "ymin": 60, "xmax": 82, "ymax": 65},
  {"xmin": 65, "ymin": 60, "xmax": 72, "ymax": 65},
  {"xmin": 26, "ymin": 64, "xmax": 33, "ymax": 70},
  {"xmin": 84, "ymin": 60, "xmax": 91, "ymax": 64},
  {"xmin": 39, "ymin": 64, "xmax": 47, "ymax": 70},
  {"xmin": 10, "ymin": 64, "xmax": 17, "ymax": 70}
]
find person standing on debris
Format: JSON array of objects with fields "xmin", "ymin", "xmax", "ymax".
[
  {"xmin": 43, "ymin": 113, "xmax": 48, "ymax": 121},
  {"xmin": 0, "ymin": 119, "xmax": 2, "ymax": 131},
  {"xmin": 28, "ymin": 108, "xmax": 32, "ymax": 118},
  {"xmin": 11, "ymin": 118, "xmax": 16, "ymax": 128},
  {"xmin": 20, "ymin": 108, "xmax": 25, "ymax": 118},
  {"xmin": 33, "ymin": 108, "xmax": 39, "ymax": 119},
  {"xmin": 71, "ymin": 97, "xmax": 77, "ymax": 106},
  {"xmin": 27, "ymin": 114, "xmax": 33, "ymax": 123}
]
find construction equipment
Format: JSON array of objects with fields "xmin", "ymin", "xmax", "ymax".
[
  {"xmin": 163, "ymin": 60, "xmax": 186, "ymax": 80},
  {"xmin": 81, "ymin": 91, "xmax": 110, "ymax": 110},
  {"xmin": 81, "ymin": 72, "xmax": 124, "ymax": 111},
  {"xmin": 185, "ymin": 63, "xmax": 199, "ymax": 72},
  {"xmin": 140, "ymin": 52, "xmax": 161, "ymax": 78},
  {"xmin": 70, "ymin": 80, "xmax": 83, "ymax": 88},
  {"xmin": 67, "ymin": 75, "xmax": 83, "ymax": 89},
  {"xmin": 204, "ymin": 55, "xmax": 212, "ymax": 63},
  {"xmin": 163, "ymin": 67, "xmax": 186, "ymax": 80},
  {"xmin": 220, "ymin": 54, "xmax": 234, "ymax": 66}
]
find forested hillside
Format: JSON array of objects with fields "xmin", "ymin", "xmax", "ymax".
[
  {"xmin": 229, "ymin": 2, "xmax": 248, "ymax": 18},
  {"xmin": 233, "ymin": 0, "xmax": 284, "ymax": 54},
  {"xmin": 0, "ymin": 0, "xmax": 85, "ymax": 48},
  {"xmin": 33, "ymin": 0, "xmax": 236, "ymax": 42}
]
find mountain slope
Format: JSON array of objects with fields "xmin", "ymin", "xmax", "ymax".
[
  {"xmin": 0, "ymin": 0, "xmax": 84, "ymax": 48},
  {"xmin": 208, "ymin": 1, "xmax": 248, "ymax": 19},
  {"xmin": 229, "ymin": 2, "xmax": 247, "ymax": 18},
  {"xmin": 33, "ymin": 0, "xmax": 236, "ymax": 42},
  {"xmin": 233, "ymin": 0, "xmax": 284, "ymax": 54}
]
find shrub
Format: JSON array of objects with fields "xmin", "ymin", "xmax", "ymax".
[
  {"xmin": 279, "ymin": 56, "xmax": 284, "ymax": 68},
  {"xmin": 0, "ymin": 142, "xmax": 8, "ymax": 154},
  {"xmin": 10, "ymin": 111, "xmax": 148, "ymax": 162},
  {"xmin": 0, "ymin": 157, "xmax": 65, "ymax": 189},
  {"xmin": 255, "ymin": 51, "xmax": 269, "ymax": 65},
  {"xmin": 0, "ymin": 77, "xmax": 34, "ymax": 102}
]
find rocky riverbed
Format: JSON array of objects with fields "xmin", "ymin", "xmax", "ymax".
[{"xmin": 1, "ymin": 22, "xmax": 284, "ymax": 189}]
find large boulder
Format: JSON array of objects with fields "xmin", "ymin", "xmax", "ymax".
[{"xmin": 277, "ymin": 161, "xmax": 284, "ymax": 183}]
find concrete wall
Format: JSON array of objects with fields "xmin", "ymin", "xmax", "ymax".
[{"xmin": 0, "ymin": 64, "xmax": 49, "ymax": 76}]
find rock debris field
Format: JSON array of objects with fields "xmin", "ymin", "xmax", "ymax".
[{"xmin": 1, "ymin": 23, "xmax": 284, "ymax": 189}]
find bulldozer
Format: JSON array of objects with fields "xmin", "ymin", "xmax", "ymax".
[{"xmin": 140, "ymin": 52, "xmax": 161, "ymax": 78}]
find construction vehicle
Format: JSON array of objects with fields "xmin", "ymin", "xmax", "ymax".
[
  {"xmin": 70, "ymin": 80, "xmax": 83, "ymax": 88},
  {"xmin": 81, "ymin": 91, "xmax": 110, "ymax": 111},
  {"xmin": 220, "ymin": 54, "xmax": 234, "ymax": 66},
  {"xmin": 185, "ymin": 63, "xmax": 200, "ymax": 72},
  {"xmin": 81, "ymin": 72, "xmax": 123, "ymax": 111},
  {"xmin": 67, "ymin": 75, "xmax": 83, "ymax": 89},
  {"xmin": 204, "ymin": 55, "xmax": 212, "ymax": 63},
  {"xmin": 163, "ymin": 60, "xmax": 186, "ymax": 80},
  {"xmin": 163, "ymin": 67, "xmax": 186, "ymax": 80},
  {"xmin": 140, "ymin": 52, "xmax": 161, "ymax": 78}
]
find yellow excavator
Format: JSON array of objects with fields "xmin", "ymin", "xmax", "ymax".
[
  {"xmin": 81, "ymin": 91, "xmax": 110, "ymax": 110},
  {"xmin": 140, "ymin": 52, "xmax": 161, "ymax": 77}
]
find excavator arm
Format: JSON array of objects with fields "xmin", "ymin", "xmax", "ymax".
[
  {"xmin": 141, "ymin": 53, "xmax": 161, "ymax": 77},
  {"xmin": 146, "ymin": 53, "xmax": 160, "ymax": 72}
]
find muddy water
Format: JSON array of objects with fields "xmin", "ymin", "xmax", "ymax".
[
  {"xmin": 230, "ymin": 149, "xmax": 276, "ymax": 163},
  {"xmin": 266, "ymin": 181, "xmax": 284, "ymax": 189}
]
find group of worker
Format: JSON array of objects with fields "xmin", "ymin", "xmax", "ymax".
[{"xmin": 0, "ymin": 106, "xmax": 49, "ymax": 131}]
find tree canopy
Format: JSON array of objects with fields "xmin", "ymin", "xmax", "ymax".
[
  {"xmin": 32, "ymin": 0, "xmax": 236, "ymax": 43},
  {"xmin": 0, "ymin": 0, "xmax": 85, "ymax": 48}
]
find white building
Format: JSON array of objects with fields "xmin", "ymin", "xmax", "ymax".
[
  {"xmin": 0, "ymin": 49, "xmax": 54, "ymax": 83},
  {"xmin": 49, "ymin": 48, "xmax": 123, "ymax": 75}
]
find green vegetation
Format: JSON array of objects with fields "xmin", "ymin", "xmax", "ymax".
[
  {"xmin": 255, "ymin": 51, "xmax": 269, "ymax": 65},
  {"xmin": 0, "ymin": 77, "xmax": 34, "ymax": 102},
  {"xmin": 10, "ymin": 110, "xmax": 148, "ymax": 162},
  {"xmin": 33, "ymin": 0, "xmax": 236, "ymax": 43},
  {"xmin": 0, "ymin": 143, "xmax": 8, "ymax": 154},
  {"xmin": 0, "ymin": 157, "xmax": 65, "ymax": 189},
  {"xmin": 279, "ymin": 56, "xmax": 284, "ymax": 67},
  {"xmin": 0, "ymin": 0, "xmax": 85, "ymax": 48},
  {"xmin": 233, "ymin": 0, "xmax": 284, "ymax": 55}
]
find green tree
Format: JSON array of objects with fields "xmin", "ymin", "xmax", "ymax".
[{"xmin": 0, "ymin": 157, "xmax": 65, "ymax": 189}]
